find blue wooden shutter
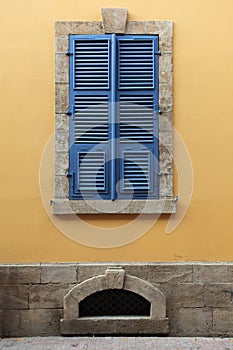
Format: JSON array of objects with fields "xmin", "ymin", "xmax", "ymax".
[
  {"xmin": 116, "ymin": 36, "xmax": 159, "ymax": 199},
  {"xmin": 68, "ymin": 34, "xmax": 159, "ymax": 200},
  {"xmin": 69, "ymin": 35, "xmax": 112, "ymax": 199}
]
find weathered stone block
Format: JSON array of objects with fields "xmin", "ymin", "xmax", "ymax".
[
  {"xmin": 159, "ymin": 174, "xmax": 173, "ymax": 198},
  {"xmin": 147, "ymin": 264, "xmax": 193, "ymax": 283},
  {"xmin": 159, "ymin": 83, "xmax": 172, "ymax": 109},
  {"xmin": 41, "ymin": 264, "xmax": 77, "ymax": 284},
  {"xmin": 55, "ymin": 54, "xmax": 69, "ymax": 83},
  {"xmin": 77, "ymin": 264, "xmax": 107, "ymax": 283},
  {"xmin": 105, "ymin": 267, "xmax": 125, "ymax": 289},
  {"xmin": 101, "ymin": 8, "xmax": 128, "ymax": 34},
  {"xmin": 159, "ymin": 144, "xmax": 173, "ymax": 174},
  {"xmin": 55, "ymin": 151, "xmax": 69, "ymax": 176},
  {"xmin": 55, "ymin": 114, "xmax": 69, "ymax": 132},
  {"xmin": 123, "ymin": 264, "xmax": 149, "ymax": 280},
  {"xmin": 160, "ymin": 283, "xmax": 204, "ymax": 309},
  {"xmin": 55, "ymin": 131, "xmax": 69, "ymax": 152},
  {"xmin": 0, "ymin": 284, "xmax": 29, "ymax": 310},
  {"xmin": 64, "ymin": 295, "xmax": 78, "ymax": 319},
  {"xmin": 159, "ymin": 54, "xmax": 172, "ymax": 83},
  {"xmin": 159, "ymin": 131, "xmax": 173, "ymax": 148},
  {"xmin": 20, "ymin": 309, "xmax": 62, "ymax": 336},
  {"xmin": 55, "ymin": 83, "xmax": 69, "ymax": 113},
  {"xmin": 60, "ymin": 318, "xmax": 169, "ymax": 335},
  {"xmin": 55, "ymin": 175, "xmax": 69, "ymax": 198},
  {"xmin": 0, "ymin": 310, "xmax": 21, "ymax": 337},
  {"xmin": 204, "ymin": 283, "xmax": 233, "ymax": 307},
  {"xmin": 159, "ymin": 113, "xmax": 173, "ymax": 132},
  {"xmin": 55, "ymin": 21, "xmax": 104, "ymax": 36},
  {"xmin": 0, "ymin": 264, "xmax": 40, "ymax": 284},
  {"xmin": 29, "ymin": 284, "xmax": 72, "ymax": 309},
  {"xmin": 55, "ymin": 35, "xmax": 69, "ymax": 53},
  {"xmin": 125, "ymin": 21, "xmax": 173, "ymax": 52},
  {"xmin": 227, "ymin": 265, "xmax": 233, "ymax": 282},
  {"xmin": 213, "ymin": 308, "xmax": 233, "ymax": 335},
  {"xmin": 169, "ymin": 307, "xmax": 212, "ymax": 336},
  {"xmin": 193, "ymin": 264, "xmax": 230, "ymax": 283}
]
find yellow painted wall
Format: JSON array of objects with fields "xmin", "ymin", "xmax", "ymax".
[{"xmin": 0, "ymin": 0, "xmax": 233, "ymax": 262}]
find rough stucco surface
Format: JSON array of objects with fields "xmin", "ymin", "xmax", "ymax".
[
  {"xmin": 54, "ymin": 13, "xmax": 174, "ymax": 214},
  {"xmin": 1, "ymin": 263, "xmax": 233, "ymax": 337}
]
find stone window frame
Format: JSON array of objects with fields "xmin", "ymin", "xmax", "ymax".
[
  {"xmin": 53, "ymin": 9, "xmax": 175, "ymax": 214},
  {"xmin": 60, "ymin": 266, "xmax": 169, "ymax": 334}
]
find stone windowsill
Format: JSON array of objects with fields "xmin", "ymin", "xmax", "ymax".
[{"xmin": 52, "ymin": 198, "xmax": 176, "ymax": 214}]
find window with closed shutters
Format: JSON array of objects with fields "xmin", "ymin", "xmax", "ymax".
[{"xmin": 68, "ymin": 34, "xmax": 159, "ymax": 201}]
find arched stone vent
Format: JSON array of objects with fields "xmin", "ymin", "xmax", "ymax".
[
  {"xmin": 79, "ymin": 289, "xmax": 151, "ymax": 317},
  {"xmin": 60, "ymin": 267, "xmax": 169, "ymax": 335}
]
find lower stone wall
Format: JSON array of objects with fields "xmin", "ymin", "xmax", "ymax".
[{"xmin": 0, "ymin": 263, "xmax": 233, "ymax": 337}]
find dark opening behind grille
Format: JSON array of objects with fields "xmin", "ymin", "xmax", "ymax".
[{"xmin": 79, "ymin": 289, "xmax": 150, "ymax": 317}]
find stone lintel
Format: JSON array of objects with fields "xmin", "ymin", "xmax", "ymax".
[{"xmin": 101, "ymin": 8, "xmax": 128, "ymax": 33}]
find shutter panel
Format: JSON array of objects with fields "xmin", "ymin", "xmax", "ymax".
[
  {"xmin": 78, "ymin": 152, "xmax": 106, "ymax": 191},
  {"xmin": 74, "ymin": 39, "xmax": 110, "ymax": 89},
  {"xmin": 69, "ymin": 36, "xmax": 112, "ymax": 199},
  {"xmin": 74, "ymin": 96, "xmax": 109, "ymax": 143},
  {"xmin": 119, "ymin": 95, "xmax": 154, "ymax": 143},
  {"xmin": 123, "ymin": 151, "xmax": 151, "ymax": 191},
  {"xmin": 118, "ymin": 39, "xmax": 154, "ymax": 89},
  {"xmin": 117, "ymin": 36, "xmax": 159, "ymax": 199}
]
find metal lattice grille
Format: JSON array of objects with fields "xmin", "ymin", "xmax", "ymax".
[{"xmin": 79, "ymin": 289, "xmax": 150, "ymax": 317}]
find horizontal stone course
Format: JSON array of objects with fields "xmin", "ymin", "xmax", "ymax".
[
  {"xmin": 0, "ymin": 284, "xmax": 29, "ymax": 310},
  {"xmin": 0, "ymin": 310, "xmax": 21, "ymax": 337},
  {"xmin": 159, "ymin": 283, "xmax": 204, "ymax": 309},
  {"xmin": 193, "ymin": 264, "xmax": 230, "ymax": 283},
  {"xmin": 169, "ymin": 307, "xmax": 212, "ymax": 336},
  {"xmin": 204, "ymin": 283, "xmax": 233, "ymax": 307},
  {"xmin": 41, "ymin": 264, "xmax": 78, "ymax": 284},
  {"xmin": 1, "ymin": 263, "xmax": 233, "ymax": 337},
  {"xmin": 213, "ymin": 308, "xmax": 233, "ymax": 335},
  {"xmin": 20, "ymin": 309, "xmax": 62, "ymax": 336},
  {"xmin": 0, "ymin": 265, "xmax": 40, "ymax": 284},
  {"xmin": 147, "ymin": 264, "xmax": 193, "ymax": 283},
  {"xmin": 29, "ymin": 284, "xmax": 74, "ymax": 309}
]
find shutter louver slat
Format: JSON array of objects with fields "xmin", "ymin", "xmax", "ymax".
[
  {"xmin": 119, "ymin": 95, "xmax": 154, "ymax": 143},
  {"xmin": 78, "ymin": 152, "xmax": 106, "ymax": 191},
  {"xmin": 74, "ymin": 39, "xmax": 110, "ymax": 89},
  {"xmin": 74, "ymin": 96, "xmax": 109, "ymax": 143},
  {"xmin": 119, "ymin": 40, "xmax": 154, "ymax": 89},
  {"xmin": 123, "ymin": 152, "xmax": 150, "ymax": 190}
]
